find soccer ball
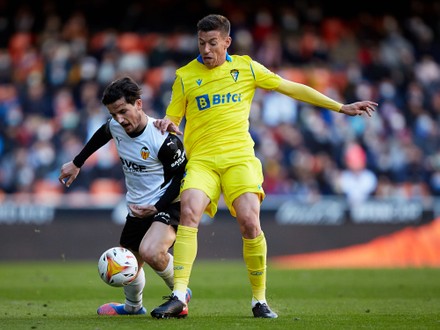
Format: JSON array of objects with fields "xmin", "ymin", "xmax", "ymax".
[{"xmin": 98, "ymin": 247, "xmax": 138, "ymax": 287}]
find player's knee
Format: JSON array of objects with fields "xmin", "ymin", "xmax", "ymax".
[
  {"xmin": 180, "ymin": 204, "xmax": 202, "ymax": 226},
  {"xmin": 238, "ymin": 214, "xmax": 261, "ymax": 238},
  {"xmin": 241, "ymin": 224, "xmax": 261, "ymax": 239},
  {"xmin": 139, "ymin": 246, "xmax": 165, "ymax": 268}
]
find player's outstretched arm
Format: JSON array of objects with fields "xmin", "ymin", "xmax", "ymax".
[
  {"xmin": 275, "ymin": 79, "xmax": 378, "ymax": 116},
  {"xmin": 58, "ymin": 161, "xmax": 80, "ymax": 187}
]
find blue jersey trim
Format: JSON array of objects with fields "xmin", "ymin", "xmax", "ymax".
[
  {"xmin": 180, "ymin": 77, "xmax": 184, "ymax": 94},
  {"xmin": 197, "ymin": 53, "xmax": 232, "ymax": 64},
  {"xmin": 249, "ymin": 62, "xmax": 256, "ymax": 80}
]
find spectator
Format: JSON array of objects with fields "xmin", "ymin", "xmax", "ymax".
[
  {"xmin": 0, "ymin": 0, "xmax": 439, "ymax": 201},
  {"xmin": 335, "ymin": 143, "xmax": 378, "ymax": 204}
]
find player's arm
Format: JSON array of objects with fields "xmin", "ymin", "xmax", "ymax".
[
  {"xmin": 275, "ymin": 79, "xmax": 377, "ymax": 116},
  {"xmin": 58, "ymin": 121, "xmax": 112, "ymax": 187},
  {"xmin": 154, "ymin": 134, "xmax": 187, "ymax": 211}
]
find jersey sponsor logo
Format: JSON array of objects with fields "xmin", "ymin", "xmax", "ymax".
[
  {"xmin": 140, "ymin": 146, "xmax": 150, "ymax": 160},
  {"xmin": 196, "ymin": 78, "xmax": 202, "ymax": 86},
  {"xmin": 195, "ymin": 93, "xmax": 242, "ymax": 111},
  {"xmin": 120, "ymin": 157, "xmax": 149, "ymax": 172},
  {"xmin": 171, "ymin": 149, "xmax": 185, "ymax": 168}
]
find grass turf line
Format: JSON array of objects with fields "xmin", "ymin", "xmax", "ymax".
[{"xmin": 0, "ymin": 260, "xmax": 439, "ymax": 329}]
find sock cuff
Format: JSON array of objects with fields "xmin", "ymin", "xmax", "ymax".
[
  {"xmin": 242, "ymin": 231, "xmax": 265, "ymax": 245},
  {"xmin": 178, "ymin": 225, "xmax": 198, "ymax": 234},
  {"xmin": 156, "ymin": 253, "xmax": 173, "ymax": 276}
]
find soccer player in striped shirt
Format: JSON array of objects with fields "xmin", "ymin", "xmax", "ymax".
[{"xmin": 59, "ymin": 76, "xmax": 191, "ymax": 317}]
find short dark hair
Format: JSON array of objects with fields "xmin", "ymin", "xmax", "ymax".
[
  {"xmin": 101, "ymin": 76, "xmax": 141, "ymax": 106},
  {"xmin": 197, "ymin": 14, "xmax": 230, "ymax": 36}
]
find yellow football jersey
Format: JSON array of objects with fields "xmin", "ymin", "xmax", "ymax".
[{"xmin": 166, "ymin": 54, "xmax": 282, "ymax": 158}]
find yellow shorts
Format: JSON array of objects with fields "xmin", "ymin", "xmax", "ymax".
[{"xmin": 181, "ymin": 153, "xmax": 265, "ymax": 217}]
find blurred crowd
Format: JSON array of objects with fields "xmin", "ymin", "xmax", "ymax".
[{"xmin": 1, "ymin": 0, "xmax": 440, "ymax": 205}]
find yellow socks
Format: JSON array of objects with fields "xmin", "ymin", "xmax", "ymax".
[
  {"xmin": 172, "ymin": 226, "xmax": 267, "ymax": 304},
  {"xmin": 243, "ymin": 232, "xmax": 267, "ymax": 302},
  {"xmin": 173, "ymin": 225, "xmax": 198, "ymax": 294}
]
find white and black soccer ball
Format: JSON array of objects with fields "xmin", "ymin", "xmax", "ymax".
[{"xmin": 98, "ymin": 247, "xmax": 138, "ymax": 287}]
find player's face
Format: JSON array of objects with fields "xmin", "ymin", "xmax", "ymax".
[
  {"xmin": 107, "ymin": 98, "xmax": 145, "ymax": 134},
  {"xmin": 198, "ymin": 30, "xmax": 231, "ymax": 69}
]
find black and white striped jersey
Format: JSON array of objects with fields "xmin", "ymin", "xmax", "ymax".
[{"xmin": 73, "ymin": 116, "xmax": 186, "ymax": 212}]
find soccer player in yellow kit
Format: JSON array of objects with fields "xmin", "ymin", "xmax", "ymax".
[{"xmin": 151, "ymin": 14, "xmax": 377, "ymax": 319}]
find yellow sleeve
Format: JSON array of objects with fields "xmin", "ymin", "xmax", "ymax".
[
  {"xmin": 275, "ymin": 79, "xmax": 343, "ymax": 112},
  {"xmin": 250, "ymin": 59, "xmax": 283, "ymax": 90},
  {"xmin": 165, "ymin": 74, "xmax": 186, "ymax": 125}
]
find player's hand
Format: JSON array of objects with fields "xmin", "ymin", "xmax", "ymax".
[
  {"xmin": 154, "ymin": 118, "xmax": 183, "ymax": 135},
  {"xmin": 58, "ymin": 161, "xmax": 80, "ymax": 187},
  {"xmin": 339, "ymin": 101, "xmax": 378, "ymax": 117},
  {"xmin": 128, "ymin": 204, "xmax": 158, "ymax": 218}
]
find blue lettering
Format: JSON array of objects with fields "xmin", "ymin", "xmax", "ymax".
[
  {"xmin": 195, "ymin": 93, "xmax": 242, "ymax": 111},
  {"xmin": 213, "ymin": 94, "xmax": 221, "ymax": 105}
]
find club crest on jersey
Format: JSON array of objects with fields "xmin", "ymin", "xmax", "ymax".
[
  {"xmin": 230, "ymin": 69, "xmax": 239, "ymax": 82},
  {"xmin": 140, "ymin": 146, "xmax": 150, "ymax": 160}
]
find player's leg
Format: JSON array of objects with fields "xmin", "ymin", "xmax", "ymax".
[
  {"xmin": 173, "ymin": 160, "xmax": 219, "ymax": 301},
  {"xmin": 151, "ymin": 160, "xmax": 217, "ymax": 318},
  {"xmin": 97, "ymin": 254, "xmax": 147, "ymax": 315},
  {"xmin": 141, "ymin": 203, "xmax": 193, "ymax": 318},
  {"xmin": 97, "ymin": 215, "xmax": 150, "ymax": 315},
  {"xmin": 138, "ymin": 209, "xmax": 178, "ymax": 291},
  {"xmin": 233, "ymin": 193, "xmax": 277, "ymax": 318},
  {"xmin": 174, "ymin": 188, "xmax": 210, "ymax": 292},
  {"xmin": 121, "ymin": 256, "xmax": 147, "ymax": 313},
  {"xmin": 151, "ymin": 189, "xmax": 209, "ymax": 319},
  {"xmin": 224, "ymin": 157, "xmax": 278, "ymax": 318}
]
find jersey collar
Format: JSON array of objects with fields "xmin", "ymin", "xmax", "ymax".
[{"xmin": 197, "ymin": 52, "xmax": 232, "ymax": 64}]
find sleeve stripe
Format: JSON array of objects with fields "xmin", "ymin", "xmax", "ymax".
[
  {"xmin": 250, "ymin": 62, "xmax": 256, "ymax": 81},
  {"xmin": 180, "ymin": 77, "xmax": 185, "ymax": 94}
]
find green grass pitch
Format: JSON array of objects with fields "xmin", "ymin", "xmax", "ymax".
[{"xmin": 1, "ymin": 260, "xmax": 439, "ymax": 329}]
